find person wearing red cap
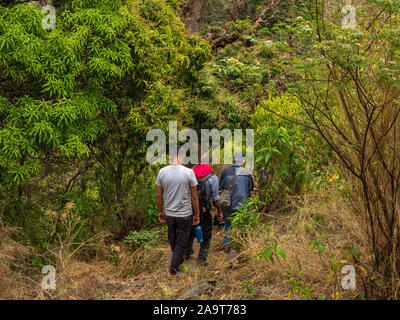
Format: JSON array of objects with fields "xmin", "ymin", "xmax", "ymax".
[{"xmin": 185, "ymin": 156, "xmax": 223, "ymax": 266}]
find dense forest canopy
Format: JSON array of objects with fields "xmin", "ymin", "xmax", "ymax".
[{"xmin": 0, "ymin": 0, "xmax": 242, "ymax": 236}]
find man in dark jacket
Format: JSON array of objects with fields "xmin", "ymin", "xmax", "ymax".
[{"xmin": 219, "ymin": 152, "xmax": 254, "ymax": 253}]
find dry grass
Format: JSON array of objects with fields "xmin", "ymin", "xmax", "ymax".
[
  {"xmin": 0, "ymin": 224, "xmax": 38, "ymax": 299},
  {"xmin": 206, "ymin": 186, "xmax": 371, "ymax": 300},
  {"xmin": 94, "ymin": 185, "xmax": 372, "ymax": 300},
  {"xmin": 0, "ymin": 185, "xmax": 373, "ymax": 300}
]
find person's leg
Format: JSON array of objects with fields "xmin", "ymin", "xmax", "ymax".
[
  {"xmin": 166, "ymin": 216, "xmax": 180, "ymax": 275},
  {"xmin": 170, "ymin": 215, "xmax": 192, "ymax": 274},
  {"xmin": 197, "ymin": 211, "xmax": 212, "ymax": 264},
  {"xmin": 165, "ymin": 215, "xmax": 177, "ymax": 252},
  {"xmin": 184, "ymin": 226, "xmax": 195, "ymax": 260},
  {"xmin": 223, "ymin": 217, "xmax": 231, "ymax": 248},
  {"xmin": 222, "ymin": 208, "xmax": 232, "ymax": 250}
]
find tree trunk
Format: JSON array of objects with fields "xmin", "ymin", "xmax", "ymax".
[{"xmin": 179, "ymin": 0, "xmax": 206, "ymax": 33}]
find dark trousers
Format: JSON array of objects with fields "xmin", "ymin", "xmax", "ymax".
[
  {"xmin": 165, "ymin": 215, "xmax": 193, "ymax": 274},
  {"xmin": 187, "ymin": 211, "xmax": 213, "ymax": 262}
]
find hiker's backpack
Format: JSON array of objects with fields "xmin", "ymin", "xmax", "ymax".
[
  {"xmin": 219, "ymin": 167, "xmax": 242, "ymax": 211},
  {"xmin": 197, "ymin": 173, "xmax": 213, "ymax": 214}
]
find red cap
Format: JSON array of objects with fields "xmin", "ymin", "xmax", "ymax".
[{"xmin": 193, "ymin": 164, "xmax": 212, "ymax": 179}]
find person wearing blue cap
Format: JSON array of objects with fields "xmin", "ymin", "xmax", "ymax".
[{"xmin": 219, "ymin": 152, "xmax": 254, "ymax": 253}]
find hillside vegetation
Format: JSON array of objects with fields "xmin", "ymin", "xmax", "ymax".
[{"xmin": 1, "ymin": 0, "xmax": 400, "ymax": 299}]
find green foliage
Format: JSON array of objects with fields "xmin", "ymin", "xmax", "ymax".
[
  {"xmin": 343, "ymin": 244, "xmax": 361, "ymax": 262},
  {"xmin": 249, "ymin": 95, "xmax": 327, "ymax": 213},
  {"xmin": 201, "ymin": 0, "xmax": 311, "ymax": 35},
  {"xmin": 107, "ymin": 247, "xmax": 121, "ymax": 267},
  {"xmin": 229, "ymin": 197, "xmax": 263, "ymax": 230},
  {"xmin": 123, "ymin": 165, "xmax": 164, "ymax": 228},
  {"xmin": 213, "ymin": 56, "xmax": 263, "ymax": 91},
  {"xmin": 0, "ymin": 0, "xmax": 241, "ymax": 241},
  {"xmin": 251, "ymin": 95, "xmax": 317, "ymax": 194},
  {"xmin": 145, "ymin": 194, "xmax": 159, "ymax": 225},
  {"xmin": 256, "ymin": 242, "xmax": 286, "ymax": 264},
  {"xmin": 309, "ymin": 236, "xmax": 325, "ymax": 254},
  {"xmin": 327, "ymin": 254, "xmax": 340, "ymax": 283},
  {"xmin": 124, "ymin": 230, "xmax": 159, "ymax": 251},
  {"xmin": 180, "ymin": 263, "xmax": 188, "ymax": 272},
  {"xmin": 240, "ymin": 279, "xmax": 256, "ymax": 298},
  {"xmin": 284, "ymin": 276, "xmax": 311, "ymax": 300},
  {"xmin": 267, "ymin": 0, "xmax": 400, "ymax": 293}
]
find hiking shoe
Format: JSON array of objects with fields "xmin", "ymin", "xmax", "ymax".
[
  {"xmin": 223, "ymin": 245, "xmax": 231, "ymax": 253},
  {"xmin": 197, "ymin": 260, "xmax": 209, "ymax": 267},
  {"xmin": 184, "ymin": 248, "xmax": 194, "ymax": 260},
  {"xmin": 167, "ymin": 271, "xmax": 184, "ymax": 280}
]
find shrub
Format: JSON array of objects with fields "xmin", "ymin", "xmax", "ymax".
[
  {"xmin": 229, "ymin": 197, "xmax": 263, "ymax": 231},
  {"xmin": 123, "ymin": 231, "xmax": 159, "ymax": 251}
]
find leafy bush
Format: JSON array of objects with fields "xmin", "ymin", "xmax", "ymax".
[
  {"xmin": 229, "ymin": 197, "xmax": 263, "ymax": 231},
  {"xmin": 250, "ymin": 95, "xmax": 328, "ymax": 212},
  {"xmin": 251, "ymin": 95, "xmax": 320, "ymax": 191},
  {"xmin": 123, "ymin": 231, "xmax": 159, "ymax": 251}
]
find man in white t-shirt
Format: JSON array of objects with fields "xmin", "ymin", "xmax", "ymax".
[{"xmin": 156, "ymin": 145, "xmax": 200, "ymax": 278}]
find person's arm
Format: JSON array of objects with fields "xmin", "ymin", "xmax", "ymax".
[
  {"xmin": 249, "ymin": 174, "xmax": 255, "ymax": 197},
  {"xmin": 190, "ymin": 186, "xmax": 200, "ymax": 225},
  {"xmin": 213, "ymin": 199, "xmax": 223, "ymax": 221},
  {"xmin": 210, "ymin": 175, "xmax": 223, "ymax": 221},
  {"xmin": 157, "ymin": 185, "xmax": 166, "ymax": 223}
]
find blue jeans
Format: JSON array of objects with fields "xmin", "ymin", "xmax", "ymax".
[{"xmin": 223, "ymin": 216, "xmax": 232, "ymax": 247}]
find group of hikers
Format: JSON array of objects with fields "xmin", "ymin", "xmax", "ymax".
[{"xmin": 156, "ymin": 145, "xmax": 254, "ymax": 278}]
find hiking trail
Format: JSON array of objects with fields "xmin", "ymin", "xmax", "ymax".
[{"xmin": 101, "ymin": 228, "xmax": 239, "ymax": 300}]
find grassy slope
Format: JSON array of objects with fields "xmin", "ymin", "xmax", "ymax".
[{"xmin": 1, "ymin": 185, "xmax": 370, "ymax": 300}]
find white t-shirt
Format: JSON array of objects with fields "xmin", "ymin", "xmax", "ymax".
[{"xmin": 156, "ymin": 165, "xmax": 198, "ymax": 217}]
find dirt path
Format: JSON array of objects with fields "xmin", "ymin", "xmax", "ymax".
[{"xmin": 102, "ymin": 228, "xmax": 238, "ymax": 300}]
